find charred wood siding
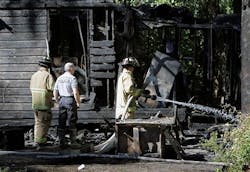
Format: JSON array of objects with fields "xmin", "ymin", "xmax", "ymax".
[
  {"xmin": 0, "ymin": 0, "xmax": 115, "ymax": 9},
  {"xmin": 0, "ymin": 10, "xmax": 47, "ymax": 121}
]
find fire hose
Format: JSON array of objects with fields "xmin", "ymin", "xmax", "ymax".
[{"xmin": 147, "ymin": 95, "xmax": 237, "ymax": 123}]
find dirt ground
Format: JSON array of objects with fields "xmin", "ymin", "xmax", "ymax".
[{"xmin": 26, "ymin": 162, "xmax": 223, "ymax": 172}]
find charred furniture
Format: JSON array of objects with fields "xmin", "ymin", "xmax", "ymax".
[{"xmin": 116, "ymin": 116, "xmax": 184, "ymax": 159}]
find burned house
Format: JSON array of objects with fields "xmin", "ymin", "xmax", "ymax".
[{"xmin": 0, "ymin": 0, "xmax": 117, "ymax": 127}]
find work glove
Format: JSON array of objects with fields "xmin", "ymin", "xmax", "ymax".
[
  {"xmin": 140, "ymin": 89, "xmax": 151, "ymax": 98},
  {"xmin": 142, "ymin": 89, "xmax": 150, "ymax": 95}
]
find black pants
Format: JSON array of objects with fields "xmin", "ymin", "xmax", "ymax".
[{"xmin": 58, "ymin": 97, "xmax": 78, "ymax": 130}]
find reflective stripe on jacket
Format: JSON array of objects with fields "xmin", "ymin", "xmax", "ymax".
[{"xmin": 30, "ymin": 67, "xmax": 55, "ymax": 110}]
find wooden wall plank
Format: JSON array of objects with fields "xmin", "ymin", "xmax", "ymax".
[
  {"xmin": 0, "ymin": 103, "xmax": 94, "ymax": 111},
  {"xmin": 0, "ymin": 24, "xmax": 47, "ymax": 33},
  {"xmin": 90, "ymin": 56, "xmax": 115, "ymax": 63},
  {"xmin": 0, "ymin": 111, "xmax": 34, "ymax": 119},
  {"xmin": 91, "ymin": 63, "xmax": 115, "ymax": 70},
  {"xmin": 0, "ymin": 64, "xmax": 38, "ymax": 72},
  {"xmin": 0, "ymin": 88, "xmax": 31, "ymax": 95},
  {"xmin": 0, "ymin": 108, "xmax": 175, "ymax": 126},
  {"xmin": 0, "ymin": 0, "xmax": 115, "ymax": 9},
  {"xmin": 90, "ymin": 79, "xmax": 103, "ymax": 87},
  {"xmin": 0, "ymin": 40, "xmax": 46, "ymax": 48},
  {"xmin": 0, "ymin": 110, "xmax": 114, "ymax": 119},
  {"xmin": 0, "ymin": 17, "xmax": 47, "ymax": 25},
  {"xmin": 0, "ymin": 80, "xmax": 30, "ymax": 88},
  {"xmin": 90, "ymin": 48, "xmax": 115, "ymax": 55},
  {"xmin": 90, "ymin": 40, "xmax": 114, "ymax": 47},
  {"xmin": 90, "ymin": 72, "xmax": 115, "ymax": 78},
  {"xmin": 0, "ymin": 10, "xmax": 46, "ymax": 17},
  {"xmin": 0, "ymin": 118, "xmax": 113, "ymax": 126},
  {"xmin": 56, "ymin": 0, "xmax": 114, "ymax": 6},
  {"xmin": 0, "ymin": 32, "xmax": 47, "ymax": 40},
  {"xmin": 0, "ymin": 96, "xmax": 31, "ymax": 103},
  {"xmin": 0, "ymin": 108, "xmax": 173, "ymax": 120},
  {"xmin": 0, "ymin": 103, "xmax": 32, "ymax": 111},
  {"xmin": 0, "ymin": 56, "xmax": 43, "ymax": 64},
  {"xmin": 0, "ymin": 72, "xmax": 33, "ymax": 79},
  {"xmin": 0, "ymin": 1, "xmax": 45, "ymax": 9},
  {"xmin": 0, "ymin": 48, "xmax": 46, "ymax": 56}
]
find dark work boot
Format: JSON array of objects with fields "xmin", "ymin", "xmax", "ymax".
[
  {"xmin": 58, "ymin": 128, "xmax": 67, "ymax": 149},
  {"xmin": 69, "ymin": 129, "xmax": 82, "ymax": 149}
]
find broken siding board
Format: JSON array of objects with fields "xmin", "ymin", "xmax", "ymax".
[
  {"xmin": 0, "ymin": 40, "xmax": 46, "ymax": 48},
  {"xmin": 90, "ymin": 56, "xmax": 115, "ymax": 63},
  {"xmin": 1, "ymin": 17, "xmax": 47, "ymax": 25},
  {"xmin": 90, "ymin": 40, "xmax": 114, "ymax": 47},
  {"xmin": 90, "ymin": 72, "xmax": 115, "ymax": 79},
  {"xmin": 0, "ymin": 72, "xmax": 33, "ymax": 80},
  {"xmin": 0, "ymin": 64, "xmax": 38, "ymax": 72},
  {"xmin": 0, "ymin": 32, "xmax": 47, "ymax": 41},
  {"xmin": 91, "ymin": 63, "xmax": 115, "ymax": 70},
  {"xmin": 90, "ymin": 48, "xmax": 115, "ymax": 55},
  {"xmin": 0, "ymin": 80, "xmax": 30, "ymax": 88},
  {"xmin": 0, "ymin": 10, "xmax": 46, "ymax": 17},
  {"xmin": 0, "ymin": 48, "xmax": 46, "ymax": 56},
  {"xmin": 0, "ymin": 56, "xmax": 43, "ymax": 64}
]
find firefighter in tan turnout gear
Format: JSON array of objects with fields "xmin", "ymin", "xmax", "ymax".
[
  {"xmin": 30, "ymin": 58, "xmax": 55, "ymax": 149},
  {"xmin": 115, "ymin": 57, "xmax": 144, "ymax": 119}
]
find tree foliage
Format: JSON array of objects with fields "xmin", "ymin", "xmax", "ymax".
[{"xmin": 116, "ymin": 0, "xmax": 234, "ymax": 19}]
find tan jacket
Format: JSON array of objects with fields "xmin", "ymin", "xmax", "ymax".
[
  {"xmin": 30, "ymin": 67, "xmax": 55, "ymax": 110},
  {"xmin": 115, "ymin": 68, "xmax": 142, "ymax": 119}
]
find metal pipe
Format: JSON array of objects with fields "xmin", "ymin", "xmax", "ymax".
[{"xmin": 76, "ymin": 15, "xmax": 89, "ymax": 97}]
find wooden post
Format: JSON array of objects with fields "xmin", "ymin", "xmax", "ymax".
[
  {"xmin": 106, "ymin": 9, "xmax": 110, "ymax": 107},
  {"xmin": 88, "ymin": 9, "xmax": 94, "ymax": 92},
  {"xmin": 76, "ymin": 16, "xmax": 89, "ymax": 97},
  {"xmin": 112, "ymin": 10, "xmax": 116, "ymax": 107},
  {"xmin": 241, "ymin": 1, "xmax": 249, "ymax": 113}
]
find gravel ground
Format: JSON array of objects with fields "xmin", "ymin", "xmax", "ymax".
[{"xmin": 26, "ymin": 162, "xmax": 223, "ymax": 172}]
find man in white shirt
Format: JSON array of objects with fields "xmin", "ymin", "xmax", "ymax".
[{"xmin": 54, "ymin": 63, "xmax": 81, "ymax": 148}]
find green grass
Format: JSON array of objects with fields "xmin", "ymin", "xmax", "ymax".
[{"xmin": 202, "ymin": 116, "xmax": 250, "ymax": 172}]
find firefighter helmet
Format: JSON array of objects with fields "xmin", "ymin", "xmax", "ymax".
[
  {"xmin": 38, "ymin": 57, "xmax": 52, "ymax": 68},
  {"xmin": 121, "ymin": 56, "xmax": 140, "ymax": 67}
]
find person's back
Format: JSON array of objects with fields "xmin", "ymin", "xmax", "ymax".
[
  {"xmin": 55, "ymin": 72, "xmax": 77, "ymax": 97},
  {"xmin": 30, "ymin": 67, "xmax": 54, "ymax": 110}
]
